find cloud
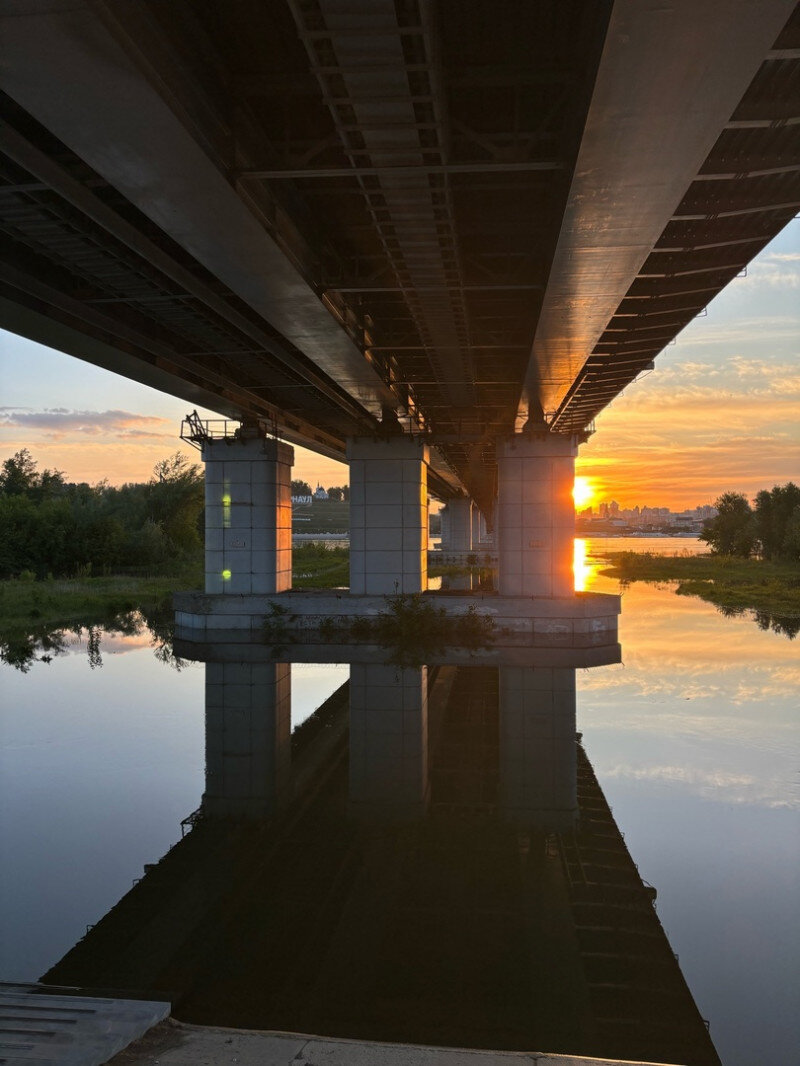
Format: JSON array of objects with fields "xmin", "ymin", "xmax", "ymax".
[
  {"xmin": 673, "ymin": 354, "xmax": 800, "ymax": 384},
  {"xmin": 577, "ymin": 345, "xmax": 800, "ymax": 505},
  {"xmin": 0, "ymin": 408, "xmax": 172, "ymax": 440},
  {"xmin": 742, "ymin": 253, "xmax": 800, "ymax": 290},
  {"xmin": 675, "ymin": 316, "xmax": 800, "ymax": 348}
]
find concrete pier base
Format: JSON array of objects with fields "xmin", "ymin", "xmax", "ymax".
[
  {"xmin": 173, "ymin": 589, "xmax": 621, "ymax": 670},
  {"xmin": 174, "ymin": 588, "xmax": 620, "ymax": 647}
]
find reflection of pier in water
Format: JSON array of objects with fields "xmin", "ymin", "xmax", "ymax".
[{"xmin": 43, "ymin": 645, "xmax": 720, "ymax": 1066}]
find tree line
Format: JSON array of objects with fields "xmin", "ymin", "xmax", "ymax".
[
  {"xmin": 701, "ymin": 483, "xmax": 800, "ymax": 560},
  {"xmin": 0, "ymin": 449, "xmax": 204, "ymax": 579}
]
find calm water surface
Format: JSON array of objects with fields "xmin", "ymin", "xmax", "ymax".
[
  {"xmin": 579, "ymin": 541, "xmax": 799, "ymax": 1065},
  {"xmin": 0, "ymin": 539, "xmax": 796, "ymax": 1065}
]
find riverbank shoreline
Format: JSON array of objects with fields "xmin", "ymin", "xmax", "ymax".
[
  {"xmin": 4, "ymin": 546, "xmax": 797, "ymax": 641},
  {"xmin": 598, "ymin": 551, "xmax": 800, "ymax": 616},
  {"xmin": 0, "ymin": 544, "xmax": 475, "ymax": 631}
]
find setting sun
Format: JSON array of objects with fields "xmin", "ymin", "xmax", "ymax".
[{"xmin": 573, "ymin": 476, "xmax": 594, "ymax": 509}]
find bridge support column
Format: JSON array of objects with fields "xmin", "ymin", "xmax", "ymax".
[
  {"xmin": 497, "ymin": 430, "xmax": 577, "ymax": 597},
  {"xmin": 347, "ymin": 437, "xmax": 429, "ymax": 595},
  {"xmin": 440, "ymin": 497, "xmax": 473, "ymax": 551},
  {"xmin": 201, "ymin": 435, "xmax": 293, "ymax": 595},
  {"xmin": 349, "ymin": 663, "xmax": 429, "ymax": 820},
  {"xmin": 202, "ymin": 661, "xmax": 291, "ymax": 818},
  {"xmin": 499, "ymin": 666, "xmax": 577, "ymax": 830},
  {"xmin": 471, "ymin": 503, "xmax": 483, "ymax": 549}
]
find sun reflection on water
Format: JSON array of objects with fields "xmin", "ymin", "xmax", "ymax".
[{"xmin": 574, "ymin": 537, "xmax": 591, "ymax": 591}]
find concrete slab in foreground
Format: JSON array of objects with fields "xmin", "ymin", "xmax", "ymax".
[
  {"xmin": 0, "ymin": 984, "xmax": 169, "ymax": 1066},
  {"xmin": 107, "ymin": 1018, "xmax": 689, "ymax": 1066}
]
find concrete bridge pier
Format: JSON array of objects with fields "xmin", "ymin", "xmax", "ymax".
[
  {"xmin": 202, "ymin": 661, "xmax": 292, "ymax": 818},
  {"xmin": 496, "ymin": 430, "xmax": 579, "ymax": 597},
  {"xmin": 471, "ymin": 504, "xmax": 485, "ymax": 548},
  {"xmin": 499, "ymin": 666, "xmax": 577, "ymax": 830},
  {"xmin": 347, "ymin": 437, "xmax": 429, "ymax": 595},
  {"xmin": 440, "ymin": 496, "xmax": 474, "ymax": 552},
  {"xmin": 348, "ymin": 663, "xmax": 429, "ymax": 820},
  {"xmin": 201, "ymin": 434, "xmax": 294, "ymax": 595}
]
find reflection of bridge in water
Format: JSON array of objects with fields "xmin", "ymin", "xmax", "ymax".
[{"xmin": 44, "ymin": 644, "xmax": 720, "ymax": 1066}]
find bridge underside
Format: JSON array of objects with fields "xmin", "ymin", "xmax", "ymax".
[{"xmin": 1, "ymin": 0, "xmax": 798, "ymax": 511}]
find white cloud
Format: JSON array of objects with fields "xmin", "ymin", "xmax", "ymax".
[
  {"xmin": 744, "ymin": 253, "xmax": 800, "ymax": 290},
  {"xmin": 0, "ymin": 408, "xmax": 171, "ymax": 440}
]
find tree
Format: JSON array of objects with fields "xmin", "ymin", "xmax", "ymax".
[
  {"xmin": 782, "ymin": 506, "xmax": 800, "ymax": 562},
  {"xmin": 0, "ymin": 449, "xmax": 66, "ymax": 501},
  {"xmin": 326, "ymin": 485, "xmax": 343, "ymax": 502},
  {"xmin": 148, "ymin": 452, "xmax": 204, "ymax": 556},
  {"xmin": 0, "ymin": 449, "xmax": 38, "ymax": 496},
  {"xmin": 33, "ymin": 467, "xmax": 66, "ymax": 501},
  {"xmin": 291, "ymin": 479, "xmax": 312, "ymax": 496},
  {"xmin": 0, "ymin": 450, "xmax": 206, "ymax": 577},
  {"xmin": 754, "ymin": 483, "xmax": 800, "ymax": 561},
  {"xmin": 700, "ymin": 492, "xmax": 756, "ymax": 557}
]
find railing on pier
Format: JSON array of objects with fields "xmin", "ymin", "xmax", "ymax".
[{"xmin": 180, "ymin": 412, "xmax": 274, "ymax": 449}]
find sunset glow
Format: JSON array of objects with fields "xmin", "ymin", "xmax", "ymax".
[{"xmin": 573, "ymin": 476, "xmax": 594, "ymax": 510}]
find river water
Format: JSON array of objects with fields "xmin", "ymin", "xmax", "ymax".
[{"xmin": 0, "ymin": 538, "xmax": 797, "ymax": 1064}]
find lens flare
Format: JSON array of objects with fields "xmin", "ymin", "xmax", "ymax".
[{"xmin": 573, "ymin": 476, "xmax": 593, "ymax": 509}]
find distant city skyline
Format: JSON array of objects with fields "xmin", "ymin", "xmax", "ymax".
[
  {"xmin": 1, "ymin": 223, "xmax": 798, "ymax": 511},
  {"xmin": 584, "ymin": 499, "xmax": 718, "ymax": 514}
]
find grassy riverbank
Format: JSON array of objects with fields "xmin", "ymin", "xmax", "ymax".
[
  {"xmin": 0, "ymin": 542, "xmax": 478, "ymax": 638},
  {"xmin": 0, "ymin": 545, "xmax": 358, "ymax": 631},
  {"xmin": 599, "ymin": 552, "xmax": 800, "ymax": 615},
  {"xmin": 5, "ymin": 547, "xmax": 797, "ymax": 632},
  {"xmin": 0, "ymin": 572, "xmax": 198, "ymax": 632},
  {"xmin": 292, "ymin": 544, "xmax": 349, "ymax": 588}
]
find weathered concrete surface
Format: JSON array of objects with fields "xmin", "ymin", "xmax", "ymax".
[
  {"xmin": 107, "ymin": 1019, "xmax": 688, "ymax": 1066},
  {"xmin": 202, "ymin": 436, "xmax": 294, "ymax": 596},
  {"xmin": 173, "ymin": 589, "xmax": 621, "ymax": 650},
  {"xmin": 348, "ymin": 437, "xmax": 430, "ymax": 595},
  {"xmin": 0, "ymin": 984, "xmax": 169, "ymax": 1066},
  {"xmin": 496, "ymin": 433, "xmax": 579, "ymax": 599}
]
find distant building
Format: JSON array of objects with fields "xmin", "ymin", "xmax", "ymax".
[
  {"xmin": 592, "ymin": 497, "xmax": 716, "ymax": 534},
  {"xmin": 313, "ymin": 483, "xmax": 329, "ymax": 500}
]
